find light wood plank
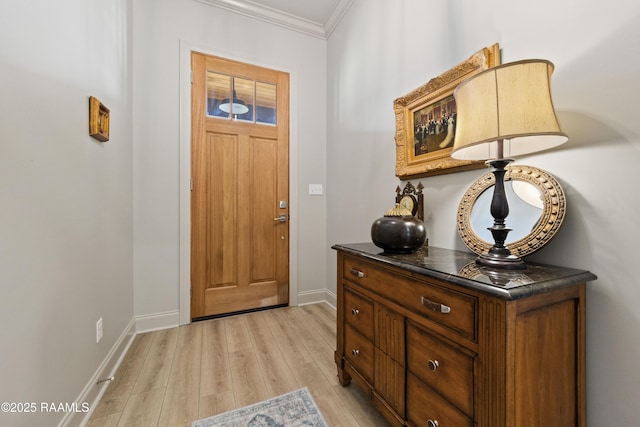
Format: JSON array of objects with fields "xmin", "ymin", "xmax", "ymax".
[
  {"xmin": 85, "ymin": 412, "xmax": 121, "ymax": 427},
  {"xmin": 285, "ymin": 306, "xmax": 338, "ymax": 382},
  {"xmin": 332, "ymin": 382, "xmax": 391, "ymax": 427},
  {"xmin": 290, "ymin": 360, "xmax": 361, "ymax": 427},
  {"xmin": 158, "ymin": 324, "xmax": 203, "ymax": 427},
  {"xmin": 132, "ymin": 328, "xmax": 179, "ymax": 394},
  {"xmin": 198, "ymin": 391, "xmax": 236, "ymax": 420},
  {"xmin": 262, "ymin": 308, "xmax": 314, "ymax": 368},
  {"xmin": 228, "ymin": 348, "xmax": 269, "ymax": 407},
  {"xmin": 199, "ymin": 318, "xmax": 232, "ymax": 397},
  {"xmin": 302, "ymin": 302, "xmax": 338, "ymax": 347},
  {"xmin": 167, "ymin": 323, "xmax": 203, "ymax": 388},
  {"xmin": 157, "ymin": 384, "xmax": 199, "ymax": 427},
  {"xmin": 223, "ymin": 314, "xmax": 253, "ymax": 353},
  {"xmin": 116, "ymin": 388, "xmax": 165, "ymax": 426},
  {"xmin": 245, "ymin": 311, "xmax": 301, "ymax": 395},
  {"xmin": 87, "ymin": 303, "xmax": 390, "ymax": 427}
]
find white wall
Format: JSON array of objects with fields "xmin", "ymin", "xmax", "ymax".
[
  {"xmin": 132, "ymin": 0, "xmax": 327, "ymax": 320},
  {"xmin": 0, "ymin": 1, "xmax": 134, "ymax": 426},
  {"xmin": 327, "ymin": 0, "xmax": 640, "ymax": 425}
]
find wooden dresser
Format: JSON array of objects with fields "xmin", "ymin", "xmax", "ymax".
[{"xmin": 333, "ymin": 243, "xmax": 597, "ymax": 427}]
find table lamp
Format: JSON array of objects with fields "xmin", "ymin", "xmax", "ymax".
[{"xmin": 452, "ymin": 59, "xmax": 568, "ymax": 269}]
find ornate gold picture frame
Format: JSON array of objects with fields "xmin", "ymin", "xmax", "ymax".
[
  {"xmin": 394, "ymin": 44, "xmax": 500, "ymax": 179},
  {"xmin": 89, "ymin": 96, "xmax": 110, "ymax": 142}
]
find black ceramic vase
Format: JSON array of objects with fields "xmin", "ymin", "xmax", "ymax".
[{"xmin": 371, "ymin": 205, "xmax": 427, "ymax": 254}]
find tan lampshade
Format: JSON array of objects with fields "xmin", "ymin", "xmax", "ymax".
[{"xmin": 451, "ymin": 59, "xmax": 568, "ymax": 160}]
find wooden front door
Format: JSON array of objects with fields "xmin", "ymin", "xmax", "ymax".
[{"xmin": 190, "ymin": 52, "xmax": 290, "ymax": 319}]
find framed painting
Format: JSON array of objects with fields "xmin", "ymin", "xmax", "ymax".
[{"xmin": 394, "ymin": 44, "xmax": 501, "ymax": 179}]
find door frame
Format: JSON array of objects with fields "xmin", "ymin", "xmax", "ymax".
[{"xmin": 178, "ymin": 40, "xmax": 299, "ymax": 325}]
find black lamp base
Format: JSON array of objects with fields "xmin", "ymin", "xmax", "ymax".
[
  {"xmin": 476, "ymin": 251, "xmax": 526, "ymax": 270},
  {"xmin": 479, "ymin": 156, "xmax": 527, "ymax": 270}
]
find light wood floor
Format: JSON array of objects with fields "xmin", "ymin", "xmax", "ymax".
[{"xmin": 87, "ymin": 303, "xmax": 389, "ymax": 426}]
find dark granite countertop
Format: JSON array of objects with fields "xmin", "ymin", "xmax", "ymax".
[{"xmin": 332, "ymin": 243, "xmax": 597, "ymax": 300}]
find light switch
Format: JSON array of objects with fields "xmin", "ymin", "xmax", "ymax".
[{"xmin": 309, "ymin": 184, "xmax": 323, "ymax": 195}]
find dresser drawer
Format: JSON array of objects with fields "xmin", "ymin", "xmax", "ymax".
[
  {"xmin": 344, "ymin": 256, "xmax": 477, "ymax": 341},
  {"xmin": 344, "ymin": 288, "xmax": 374, "ymax": 340},
  {"xmin": 406, "ymin": 320, "xmax": 474, "ymax": 417},
  {"xmin": 344, "ymin": 324, "xmax": 374, "ymax": 383},
  {"xmin": 406, "ymin": 372, "xmax": 473, "ymax": 427}
]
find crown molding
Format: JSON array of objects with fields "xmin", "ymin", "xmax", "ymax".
[
  {"xmin": 323, "ymin": 0, "xmax": 354, "ymax": 38},
  {"xmin": 194, "ymin": 0, "xmax": 353, "ymax": 39}
]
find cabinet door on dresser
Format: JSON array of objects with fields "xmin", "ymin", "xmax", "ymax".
[
  {"xmin": 374, "ymin": 303, "xmax": 405, "ymax": 417},
  {"xmin": 509, "ymin": 286, "xmax": 586, "ymax": 427}
]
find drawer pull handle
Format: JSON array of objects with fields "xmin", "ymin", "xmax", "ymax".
[
  {"xmin": 351, "ymin": 308, "xmax": 360, "ymax": 316},
  {"xmin": 428, "ymin": 359, "xmax": 439, "ymax": 372},
  {"xmin": 427, "ymin": 420, "xmax": 439, "ymax": 427},
  {"xmin": 349, "ymin": 268, "xmax": 365, "ymax": 278},
  {"xmin": 351, "ymin": 349, "xmax": 360, "ymax": 357},
  {"xmin": 421, "ymin": 296, "xmax": 451, "ymax": 314}
]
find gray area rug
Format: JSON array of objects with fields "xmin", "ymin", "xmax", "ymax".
[{"xmin": 192, "ymin": 387, "xmax": 328, "ymax": 427}]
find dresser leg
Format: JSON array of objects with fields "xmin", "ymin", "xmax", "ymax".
[
  {"xmin": 337, "ymin": 365, "xmax": 351, "ymax": 386},
  {"xmin": 335, "ymin": 352, "xmax": 352, "ymax": 386}
]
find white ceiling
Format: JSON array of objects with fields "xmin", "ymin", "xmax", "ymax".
[{"xmin": 195, "ymin": 0, "xmax": 354, "ymax": 39}]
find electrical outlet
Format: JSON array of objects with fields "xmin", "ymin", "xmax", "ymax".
[
  {"xmin": 96, "ymin": 318, "xmax": 103, "ymax": 343},
  {"xmin": 309, "ymin": 184, "xmax": 323, "ymax": 195}
]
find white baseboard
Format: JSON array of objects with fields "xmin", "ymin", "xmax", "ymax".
[
  {"xmin": 297, "ymin": 288, "xmax": 336, "ymax": 309},
  {"xmin": 59, "ymin": 318, "xmax": 136, "ymax": 427},
  {"xmin": 323, "ymin": 289, "xmax": 337, "ymax": 310},
  {"xmin": 135, "ymin": 310, "xmax": 180, "ymax": 333}
]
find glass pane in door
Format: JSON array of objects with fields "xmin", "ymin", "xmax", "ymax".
[
  {"xmin": 233, "ymin": 77, "xmax": 254, "ymax": 122},
  {"xmin": 206, "ymin": 71, "xmax": 231, "ymax": 118},
  {"xmin": 256, "ymin": 81, "xmax": 276, "ymax": 125}
]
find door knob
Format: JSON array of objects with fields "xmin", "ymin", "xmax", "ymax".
[{"xmin": 274, "ymin": 214, "xmax": 287, "ymax": 223}]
